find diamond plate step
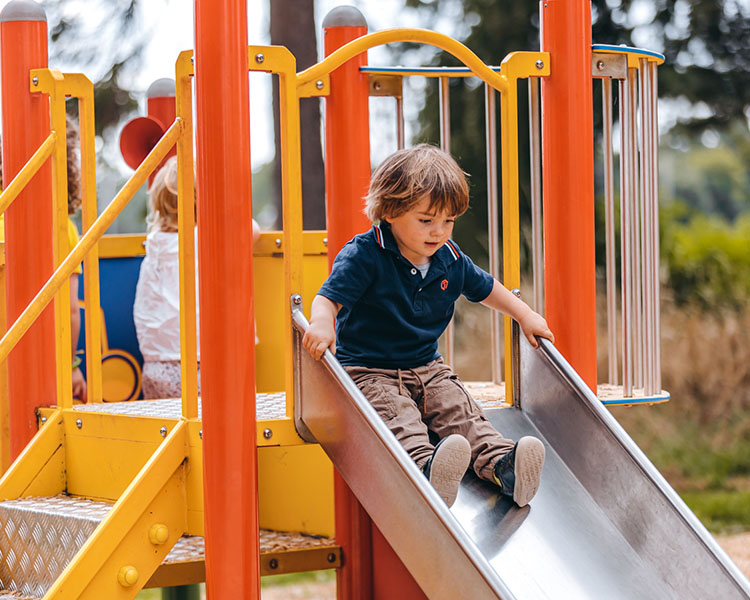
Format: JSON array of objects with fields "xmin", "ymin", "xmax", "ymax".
[
  {"xmin": 0, "ymin": 496, "xmax": 111, "ymax": 598},
  {"xmin": 0, "ymin": 496, "xmax": 341, "ymax": 595}
]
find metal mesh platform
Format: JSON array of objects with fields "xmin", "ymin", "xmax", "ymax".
[
  {"xmin": 74, "ymin": 392, "xmax": 287, "ymax": 421},
  {"xmin": 72, "ymin": 387, "xmax": 506, "ymax": 421}
]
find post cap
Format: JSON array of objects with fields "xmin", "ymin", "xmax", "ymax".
[
  {"xmin": 147, "ymin": 78, "xmax": 176, "ymax": 99},
  {"xmin": 0, "ymin": 0, "xmax": 46, "ymax": 23},
  {"xmin": 322, "ymin": 6, "xmax": 367, "ymax": 29}
]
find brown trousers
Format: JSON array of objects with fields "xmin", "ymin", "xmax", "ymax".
[{"xmin": 344, "ymin": 358, "xmax": 515, "ymax": 482}]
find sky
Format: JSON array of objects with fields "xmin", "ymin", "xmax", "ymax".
[{"xmin": 133, "ymin": 0, "xmax": 431, "ymax": 168}]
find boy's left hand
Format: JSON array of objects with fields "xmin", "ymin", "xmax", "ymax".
[{"xmin": 518, "ymin": 310, "xmax": 554, "ymax": 349}]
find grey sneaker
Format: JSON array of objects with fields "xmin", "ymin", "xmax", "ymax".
[
  {"xmin": 493, "ymin": 436, "xmax": 545, "ymax": 507},
  {"xmin": 422, "ymin": 434, "xmax": 471, "ymax": 507}
]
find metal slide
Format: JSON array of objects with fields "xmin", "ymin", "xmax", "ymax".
[{"xmin": 291, "ymin": 297, "xmax": 750, "ymax": 599}]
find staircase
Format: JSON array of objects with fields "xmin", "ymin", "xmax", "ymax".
[{"xmin": 0, "ymin": 394, "xmax": 340, "ymax": 598}]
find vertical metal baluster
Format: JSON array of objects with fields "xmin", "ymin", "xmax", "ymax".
[
  {"xmin": 395, "ymin": 94, "xmax": 405, "ymax": 150},
  {"xmin": 639, "ymin": 58, "xmax": 655, "ymax": 395},
  {"xmin": 650, "ymin": 61, "xmax": 662, "ymax": 392},
  {"xmin": 619, "ymin": 75, "xmax": 633, "ymax": 397},
  {"xmin": 628, "ymin": 66, "xmax": 643, "ymax": 390},
  {"xmin": 439, "ymin": 76, "xmax": 454, "ymax": 366},
  {"xmin": 602, "ymin": 78, "xmax": 617, "ymax": 385},
  {"xmin": 528, "ymin": 78, "xmax": 544, "ymax": 317},
  {"xmin": 486, "ymin": 83, "xmax": 502, "ymax": 383}
]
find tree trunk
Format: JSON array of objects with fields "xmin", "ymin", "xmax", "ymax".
[{"xmin": 270, "ymin": 0, "xmax": 326, "ymax": 230}]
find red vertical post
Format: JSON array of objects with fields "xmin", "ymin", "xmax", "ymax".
[
  {"xmin": 194, "ymin": 1, "xmax": 259, "ymax": 597},
  {"xmin": 540, "ymin": 0, "xmax": 597, "ymax": 390},
  {"xmin": 146, "ymin": 77, "xmax": 177, "ymax": 169},
  {"xmin": 0, "ymin": 0, "xmax": 57, "ymax": 459},
  {"xmin": 323, "ymin": 7, "xmax": 427, "ymax": 599}
]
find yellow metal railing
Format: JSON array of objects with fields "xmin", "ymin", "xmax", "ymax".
[{"xmin": 0, "ymin": 69, "xmax": 183, "ymax": 410}]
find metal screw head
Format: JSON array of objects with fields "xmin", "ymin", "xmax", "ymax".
[
  {"xmin": 323, "ymin": 237, "xmax": 328, "ymax": 247},
  {"xmin": 275, "ymin": 238, "xmax": 282, "ymax": 248},
  {"xmin": 327, "ymin": 552, "xmax": 336, "ymax": 563},
  {"xmin": 32, "ymin": 76, "xmax": 39, "ymax": 86},
  {"xmin": 263, "ymin": 428, "xmax": 273, "ymax": 439},
  {"xmin": 76, "ymin": 419, "xmax": 83, "ymax": 429},
  {"xmin": 597, "ymin": 60, "xmax": 605, "ymax": 71},
  {"xmin": 315, "ymin": 80, "xmax": 324, "ymax": 90},
  {"xmin": 160, "ymin": 426, "xmax": 168, "ymax": 438},
  {"xmin": 255, "ymin": 53, "xmax": 265, "ymax": 64},
  {"xmin": 269, "ymin": 558, "xmax": 278, "ymax": 569},
  {"xmin": 190, "ymin": 56, "xmax": 194, "ymax": 65},
  {"xmin": 535, "ymin": 60, "xmax": 544, "ymax": 70},
  {"xmin": 199, "ymin": 429, "xmax": 203, "ymax": 439},
  {"xmin": 40, "ymin": 416, "xmax": 47, "ymax": 424}
]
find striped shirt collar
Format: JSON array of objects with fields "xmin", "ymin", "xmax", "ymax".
[{"xmin": 373, "ymin": 222, "xmax": 459, "ymax": 264}]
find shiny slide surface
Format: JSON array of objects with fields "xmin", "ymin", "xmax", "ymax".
[{"xmin": 291, "ymin": 299, "xmax": 750, "ymax": 599}]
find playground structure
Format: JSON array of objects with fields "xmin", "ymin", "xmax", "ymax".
[{"xmin": 0, "ymin": 1, "xmax": 747, "ymax": 599}]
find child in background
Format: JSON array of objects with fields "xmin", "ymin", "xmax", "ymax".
[
  {"xmin": 304, "ymin": 145, "xmax": 554, "ymax": 508},
  {"xmin": 134, "ymin": 156, "xmax": 261, "ymax": 398}
]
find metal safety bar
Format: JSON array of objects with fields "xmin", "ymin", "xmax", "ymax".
[
  {"xmin": 438, "ymin": 76, "xmax": 455, "ymax": 366},
  {"xmin": 594, "ymin": 45, "xmax": 664, "ymax": 397},
  {"xmin": 528, "ymin": 78, "xmax": 544, "ymax": 317},
  {"xmin": 359, "ymin": 52, "xmax": 549, "ymax": 392}
]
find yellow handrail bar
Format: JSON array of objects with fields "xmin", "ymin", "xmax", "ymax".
[
  {"xmin": 0, "ymin": 133, "xmax": 55, "ymax": 217},
  {"xmin": 298, "ymin": 28, "xmax": 509, "ymax": 93},
  {"xmin": 0, "ymin": 119, "xmax": 183, "ymax": 366}
]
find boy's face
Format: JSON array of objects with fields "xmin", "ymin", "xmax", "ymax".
[{"xmin": 386, "ymin": 195, "xmax": 456, "ymax": 266}]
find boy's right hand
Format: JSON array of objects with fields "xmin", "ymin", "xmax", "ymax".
[{"xmin": 303, "ymin": 321, "xmax": 336, "ymax": 360}]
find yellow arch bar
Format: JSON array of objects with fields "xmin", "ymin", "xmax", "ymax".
[{"xmin": 297, "ymin": 28, "xmax": 509, "ymax": 94}]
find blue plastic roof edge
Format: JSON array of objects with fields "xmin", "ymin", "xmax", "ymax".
[{"xmin": 592, "ymin": 43, "xmax": 665, "ymax": 62}]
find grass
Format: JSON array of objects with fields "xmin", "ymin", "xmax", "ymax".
[
  {"xmin": 135, "ymin": 572, "xmax": 336, "ymax": 599},
  {"xmin": 260, "ymin": 570, "xmax": 335, "ymax": 588},
  {"xmin": 680, "ymin": 489, "xmax": 750, "ymax": 534}
]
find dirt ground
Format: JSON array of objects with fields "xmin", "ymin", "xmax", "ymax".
[{"xmin": 718, "ymin": 532, "xmax": 750, "ymax": 578}]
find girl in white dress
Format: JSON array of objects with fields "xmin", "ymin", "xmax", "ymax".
[{"xmin": 133, "ymin": 156, "xmax": 260, "ymax": 398}]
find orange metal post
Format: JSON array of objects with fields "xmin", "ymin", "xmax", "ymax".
[
  {"xmin": 540, "ymin": 0, "xmax": 597, "ymax": 390},
  {"xmin": 0, "ymin": 0, "xmax": 57, "ymax": 459},
  {"xmin": 323, "ymin": 10, "xmax": 373, "ymax": 598},
  {"xmin": 323, "ymin": 7, "xmax": 427, "ymax": 599},
  {"xmin": 194, "ymin": 0, "xmax": 260, "ymax": 597}
]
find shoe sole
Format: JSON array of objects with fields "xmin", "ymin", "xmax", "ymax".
[
  {"xmin": 428, "ymin": 435, "xmax": 471, "ymax": 507},
  {"xmin": 513, "ymin": 436, "xmax": 545, "ymax": 507}
]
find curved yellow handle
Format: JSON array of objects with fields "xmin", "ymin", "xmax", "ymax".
[{"xmin": 297, "ymin": 28, "xmax": 508, "ymax": 93}]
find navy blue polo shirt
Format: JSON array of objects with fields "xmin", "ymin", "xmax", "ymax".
[{"xmin": 318, "ymin": 222, "xmax": 494, "ymax": 369}]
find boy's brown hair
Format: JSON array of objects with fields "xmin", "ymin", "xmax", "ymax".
[{"xmin": 365, "ymin": 144, "xmax": 469, "ymax": 222}]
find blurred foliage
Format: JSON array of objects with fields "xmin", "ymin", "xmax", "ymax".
[
  {"xmin": 42, "ymin": 0, "xmax": 155, "ymax": 135},
  {"xmin": 661, "ymin": 205, "xmax": 750, "ymax": 309}
]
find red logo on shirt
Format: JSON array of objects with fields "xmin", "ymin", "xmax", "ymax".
[{"xmin": 440, "ymin": 279, "xmax": 449, "ymax": 290}]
